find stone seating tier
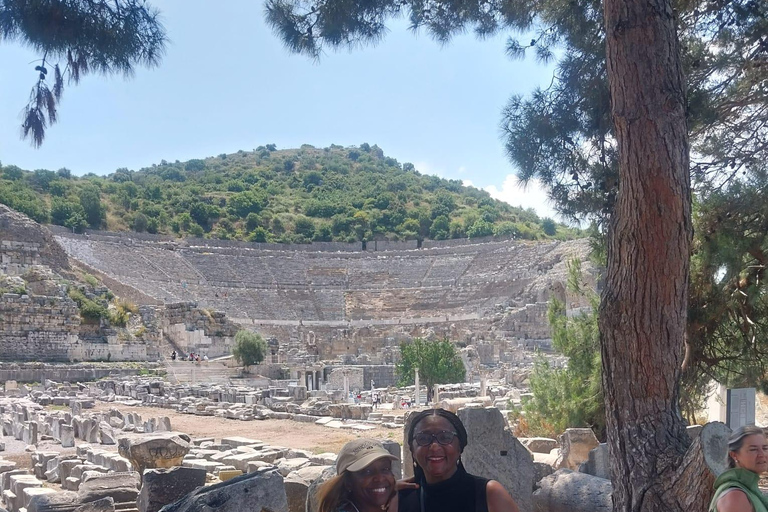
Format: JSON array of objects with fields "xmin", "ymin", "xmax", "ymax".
[{"xmin": 54, "ymin": 233, "xmax": 591, "ymax": 324}]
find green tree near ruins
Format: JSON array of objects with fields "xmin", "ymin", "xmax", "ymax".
[
  {"xmin": 232, "ymin": 330, "xmax": 267, "ymax": 373},
  {"xmin": 396, "ymin": 338, "xmax": 466, "ymax": 397},
  {"xmin": 523, "ymin": 260, "xmax": 603, "ymax": 438},
  {"xmin": 0, "ymin": 0, "xmax": 167, "ymax": 146}
]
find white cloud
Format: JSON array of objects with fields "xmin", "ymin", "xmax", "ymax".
[
  {"xmin": 414, "ymin": 161, "xmax": 444, "ymax": 178},
  {"xmin": 484, "ymin": 174, "xmax": 559, "ymax": 220}
]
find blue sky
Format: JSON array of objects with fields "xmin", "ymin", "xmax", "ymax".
[{"xmin": 0, "ymin": 1, "xmax": 559, "ymax": 219}]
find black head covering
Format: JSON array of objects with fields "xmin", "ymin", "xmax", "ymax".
[{"xmin": 407, "ymin": 408, "xmax": 468, "ymax": 452}]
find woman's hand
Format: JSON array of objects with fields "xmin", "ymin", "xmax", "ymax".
[{"xmin": 395, "ymin": 476, "xmax": 419, "ymax": 492}]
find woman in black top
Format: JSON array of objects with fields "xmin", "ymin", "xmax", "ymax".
[{"xmin": 397, "ymin": 409, "xmax": 520, "ymax": 512}]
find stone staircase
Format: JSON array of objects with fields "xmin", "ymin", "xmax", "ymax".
[{"xmin": 163, "ymin": 360, "xmax": 240, "ymax": 385}]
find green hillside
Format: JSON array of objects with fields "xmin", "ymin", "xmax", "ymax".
[{"xmin": 0, "ymin": 144, "xmax": 581, "ymax": 243}]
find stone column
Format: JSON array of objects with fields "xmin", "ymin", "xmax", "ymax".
[
  {"xmin": 433, "ymin": 384, "xmax": 440, "ymax": 404},
  {"xmin": 343, "ymin": 372, "xmax": 349, "ymax": 401},
  {"xmin": 414, "ymin": 367, "xmax": 420, "ymax": 407},
  {"xmin": 480, "ymin": 374, "xmax": 487, "ymax": 397}
]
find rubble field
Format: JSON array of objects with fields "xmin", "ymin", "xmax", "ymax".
[{"xmin": 87, "ymin": 402, "xmax": 399, "ymax": 454}]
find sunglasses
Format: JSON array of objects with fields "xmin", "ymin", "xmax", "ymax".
[{"xmin": 414, "ymin": 431, "xmax": 458, "ymax": 446}]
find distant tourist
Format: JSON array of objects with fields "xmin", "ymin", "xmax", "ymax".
[
  {"xmin": 398, "ymin": 409, "xmax": 520, "ymax": 512},
  {"xmin": 316, "ymin": 438, "xmax": 398, "ymax": 512},
  {"xmin": 709, "ymin": 425, "xmax": 768, "ymax": 512},
  {"xmin": 171, "ymin": 350, "xmax": 176, "ymax": 361},
  {"xmin": 203, "ymin": 354, "xmax": 209, "ymax": 362}
]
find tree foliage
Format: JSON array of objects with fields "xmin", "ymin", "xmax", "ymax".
[
  {"xmin": 682, "ymin": 171, "xmax": 768, "ymax": 419},
  {"xmin": 0, "ymin": 146, "xmax": 578, "ymax": 243},
  {"xmin": 232, "ymin": 330, "xmax": 267, "ymax": 371},
  {"xmin": 0, "ymin": 0, "xmax": 166, "ymax": 146},
  {"xmin": 395, "ymin": 338, "xmax": 465, "ymax": 391},
  {"xmin": 523, "ymin": 260, "xmax": 603, "ymax": 438}
]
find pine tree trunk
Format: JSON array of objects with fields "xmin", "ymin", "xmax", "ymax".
[{"xmin": 600, "ymin": 0, "xmax": 714, "ymax": 510}]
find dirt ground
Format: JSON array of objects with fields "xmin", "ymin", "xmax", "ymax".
[{"xmin": 90, "ymin": 403, "xmax": 405, "ymax": 455}]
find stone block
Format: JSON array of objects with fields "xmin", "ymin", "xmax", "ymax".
[
  {"xmin": 305, "ymin": 466, "xmax": 336, "ymax": 512},
  {"xmin": 533, "ymin": 461, "xmax": 555, "ymax": 487},
  {"xmin": 556, "ymin": 428, "xmax": 599, "ymax": 470},
  {"xmin": 275, "ymin": 458, "xmax": 311, "ymax": 477},
  {"xmin": 27, "ymin": 490, "xmax": 79, "ymax": 512},
  {"xmin": 521, "ymin": 437, "xmax": 559, "ymax": 454},
  {"xmin": 60, "ymin": 425, "xmax": 75, "ymax": 448},
  {"xmin": 22, "ymin": 487, "xmax": 57, "ymax": 509},
  {"xmin": 308, "ymin": 453, "xmax": 336, "ymax": 466},
  {"xmin": 73, "ymin": 497, "xmax": 115, "ymax": 512},
  {"xmin": 284, "ymin": 475, "xmax": 310, "ymax": 512},
  {"xmin": 117, "ymin": 435, "xmax": 190, "ymax": 477},
  {"xmin": 458, "ymin": 407, "xmax": 534, "ymax": 512},
  {"xmin": 220, "ymin": 437, "xmax": 260, "ymax": 448},
  {"xmin": 158, "ymin": 470, "xmax": 287, "ymax": 512},
  {"xmin": 77, "ymin": 471, "xmax": 140, "ymax": 504},
  {"xmin": 181, "ymin": 460, "xmax": 223, "ymax": 473},
  {"xmin": 578, "ymin": 443, "xmax": 609, "ymax": 479},
  {"xmin": 217, "ymin": 470, "xmax": 243, "ymax": 481},
  {"xmin": 532, "ymin": 469, "xmax": 611, "ymax": 512},
  {"xmin": 137, "ymin": 467, "xmax": 206, "ymax": 512}
]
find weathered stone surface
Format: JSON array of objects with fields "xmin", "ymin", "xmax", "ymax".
[
  {"xmin": 458, "ymin": 407, "xmax": 534, "ymax": 512},
  {"xmin": 118, "ymin": 435, "xmax": 191, "ymax": 477},
  {"xmin": 578, "ymin": 443, "xmax": 609, "ymax": 479},
  {"xmin": 73, "ymin": 497, "xmax": 115, "ymax": 512},
  {"xmin": 555, "ymin": 428, "xmax": 599, "ymax": 470},
  {"xmin": 137, "ymin": 467, "xmax": 206, "ymax": 512},
  {"xmin": 290, "ymin": 465, "xmax": 331, "ymax": 484},
  {"xmin": 305, "ymin": 466, "xmax": 336, "ymax": 512},
  {"xmin": 77, "ymin": 471, "xmax": 140, "ymax": 504},
  {"xmin": 533, "ymin": 462, "xmax": 555, "ymax": 487},
  {"xmin": 60, "ymin": 425, "xmax": 75, "ymax": 448},
  {"xmin": 0, "ymin": 204, "xmax": 70, "ymax": 274},
  {"xmin": 284, "ymin": 475, "xmax": 310, "ymax": 512},
  {"xmin": 27, "ymin": 490, "xmax": 79, "ymax": 512},
  {"xmin": 701, "ymin": 421, "xmax": 732, "ymax": 477},
  {"xmin": 275, "ymin": 458, "xmax": 311, "ymax": 477},
  {"xmin": 158, "ymin": 470, "xmax": 287, "ymax": 512},
  {"xmin": 532, "ymin": 469, "xmax": 611, "ymax": 512},
  {"xmin": 521, "ymin": 438, "xmax": 559, "ymax": 454}
]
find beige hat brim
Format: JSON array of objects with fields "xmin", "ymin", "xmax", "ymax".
[{"xmin": 345, "ymin": 451, "xmax": 398, "ymax": 473}]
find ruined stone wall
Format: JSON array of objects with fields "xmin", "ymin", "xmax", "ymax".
[
  {"xmin": 0, "ymin": 362, "xmax": 160, "ymax": 383},
  {"xmin": 0, "ymin": 291, "xmax": 152, "ymax": 362},
  {"xmin": 161, "ymin": 302, "xmax": 239, "ymax": 358},
  {"xmin": 0, "ymin": 293, "xmax": 80, "ymax": 361},
  {"xmin": 1, "ymin": 205, "xmax": 70, "ymax": 274},
  {"xmin": 0, "ymin": 240, "xmax": 44, "ymax": 275}
]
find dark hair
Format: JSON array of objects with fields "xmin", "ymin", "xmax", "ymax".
[
  {"xmin": 407, "ymin": 409, "xmax": 468, "ymax": 484},
  {"xmin": 316, "ymin": 473, "xmax": 350, "ymax": 512},
  {"xmin": 727, "ymin": 425, "xmax": 767, "ymax": 469}
]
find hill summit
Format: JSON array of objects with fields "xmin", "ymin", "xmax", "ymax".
[{"xmin": 0, "ymin": 144, "xmax": 579, "ymax": 243}]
